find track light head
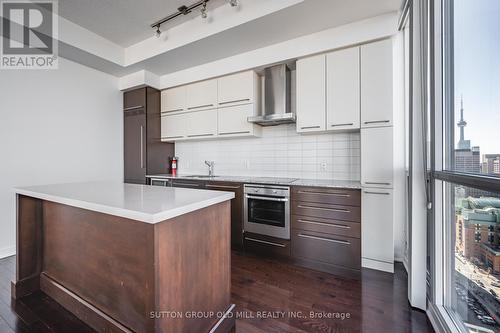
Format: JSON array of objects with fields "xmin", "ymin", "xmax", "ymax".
[
  {"xmin": 229, "ymin": 0, "xmax": 238, "ymax": 7},
  {"xmin": 155, "ymin": 26, "xmax": 161, "ymax": 38}
]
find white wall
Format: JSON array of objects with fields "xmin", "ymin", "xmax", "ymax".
[
  {"xmin": 176, "ymin": 125, "xmax": 360, "ymax": 181},
  {"xmin": 0, "ymin": 58, "xmax": 123, "ymax": 258}
]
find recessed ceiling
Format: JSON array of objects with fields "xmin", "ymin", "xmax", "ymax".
[
  {"xmin": 58, "ymin": 0, "xmax": 228, "ymax": 47},
  {"xmin": 58, "ymin": 0, "xmax": 402, "ymax": 77}
]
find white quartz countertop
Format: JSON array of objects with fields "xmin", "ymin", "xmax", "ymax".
[{"xmin": 14, "ymin": 182, "xmax": 235, "ymax": 224}]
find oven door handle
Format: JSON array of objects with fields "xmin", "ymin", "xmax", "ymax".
[{"xmin": 245, "ymin": 195, "xmax": 288, "ymax": 202}]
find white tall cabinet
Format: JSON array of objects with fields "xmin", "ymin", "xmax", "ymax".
[
  {"xmin": 360, "ymin": 38, "xmax": 395, "ymax": 273},
  {"xmin": 361, "ymin": 188, "xmax": 394, "ymax": 271},
  {"xmin": 360, "ymin": 39, "xmax": 394, "ymax": 127}
]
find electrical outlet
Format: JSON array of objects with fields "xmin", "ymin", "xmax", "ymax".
[{"xmin": 320, "ymin": 162, "xmax": 327, "ymax": 172}]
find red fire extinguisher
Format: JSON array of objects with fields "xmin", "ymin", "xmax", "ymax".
[{"xmin": 171, "ymin": 157, "xmax": 178, "ymax": 176}]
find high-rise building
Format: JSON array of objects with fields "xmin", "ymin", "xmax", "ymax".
[
  {"xmin": 482, "ymin": 154, "xmax": 500, "ymax": 174},
  {"xmin": 455, "ymin": 197, "xmax": 500, "ymax": 274},
  {"xmin": 454, "ymin": 97, "xmax": 483, "ymax": 197}
]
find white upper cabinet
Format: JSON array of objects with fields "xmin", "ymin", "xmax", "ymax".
[
  {"xmin": 218, "ymin": 71, "xmax": 258, "ymax": 107},
  {"xmin": 161, "ymin": 113, "xmax": 186, "ymax": 141},
  {"xmin": 361, "ymin": 126, "xmax": 393, "ymax": 188},
  {"xmin": 296, "ymin": 54, "xmax": 326, "ymax": 133},
  {"xmin": 161, "ymin": 86, "xmax": 186, "ymax": 113},
  {"xmin": 186, "ymin": 79, "xmax": 218, "ymax": 111},
  {"xmin": 326, "ymin": 46, "xmax": 360, "ymax": 131},
  {"xmin": 218, "ymin": 104, "xmax": 260, "ymax": 137},
  {"xmin": 186, "ymin": 109, "xmax": 218, "ymax": 139},
  {"xmin": 360, "ymin": 39, "xmax": 393, "ymax": 128}
]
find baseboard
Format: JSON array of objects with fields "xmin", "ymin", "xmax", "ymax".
[
  {"xmin": 0, "ymin": 246, "xmax": 15, "ymax": 259},
  {"xmin": 402, "ymin": 256, "xmax": 409, "ymax": 274},
  {"xmin": 362, "ymin": 258, "xmax": 394, "ymax": 273}
]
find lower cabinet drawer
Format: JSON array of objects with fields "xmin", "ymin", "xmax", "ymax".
[
  {"xmin": 292, "ymin": 201, "xmax": 361, "ymax": 222},
  {"xmin": 244, "ymin": 232, "xmax": 290, "ymax": 258},
  {"xmin": 292, "ymin": 215, "xmax": 360, "ymax": 239},
  {"xmin": 291, "ymin": 229, "xmax": 360, "ymax": 269}
]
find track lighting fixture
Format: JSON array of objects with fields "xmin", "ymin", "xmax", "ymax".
[{"xmin": 151, "ymin": 0, "xmax": 239, "ymax": 36}]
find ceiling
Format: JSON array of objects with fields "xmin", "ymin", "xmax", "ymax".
[
  {"xmin": 138, "ymin": 0, "xmax": 402, "ymax": 75},
  {"xmin": 59, "ymin": 0, "xmax": 228, "ymax": 47}
]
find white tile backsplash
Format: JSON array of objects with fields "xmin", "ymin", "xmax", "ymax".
[{"xmin": 175, "ymin": 124, "xmax": 360, "ymax": 180}]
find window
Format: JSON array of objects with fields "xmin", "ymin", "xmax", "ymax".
[
  {"xmin": 446, "ymin": 183, "xmax": 500, "ymax": 332},
  {"xmin": 429, "ymin": 0, "xmax": 500, "ymax": 332},
  {"xmin": 447, "ymin": 0, "xmax": 500, "ymax": 177}
]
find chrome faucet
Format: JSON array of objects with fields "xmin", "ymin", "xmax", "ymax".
[{"xmin": 205, "ymin": 161, "xmax": 215, "ymax": 177}]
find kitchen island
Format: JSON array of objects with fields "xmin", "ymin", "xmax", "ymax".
[{"xmin": 12, "ymin": 182, "xmax": 235, "ymax": 333}]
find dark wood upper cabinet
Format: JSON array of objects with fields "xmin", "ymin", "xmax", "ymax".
[
  {"xmin": 124, "ymin": 88, "xmax": 146, "ymax": 110},
  {"xmin": 124, "ymin": 87, "xmax": 174, "ymax": 184}
]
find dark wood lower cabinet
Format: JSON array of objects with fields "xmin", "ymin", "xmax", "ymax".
[
  {"xmin": 243, "ymin": 232, "xmax": 291, "ymax": 258},
  {"xmin": 171, "ymin": 179, "xmax": 244, "ymax": 251},
  {"xmin": 168, "ymin": 180, "xmax": 363, "ymax": 278},
  {"xmin": 205, "ymin": 182, "xmax": 244, "ymax": 251},
  {"xmin": 291, "ymin": 229, "xmax": 361, "ymax": 277},
  {"xmin": 170, "ymin": 179, "xmax": 205, "ymax": 189},
  {"xmin": 290, "ymin": 186, "xmax": 362, "ymax": 278}
]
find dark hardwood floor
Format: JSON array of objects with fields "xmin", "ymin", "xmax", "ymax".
[{"xmin": 0, "ymin": 253, "xmax": 434, "ymax": 333}]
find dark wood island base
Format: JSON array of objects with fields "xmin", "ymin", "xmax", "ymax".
[{"xmin": 12, "ymin": 195, "xmax": 235, "ymax": 333}]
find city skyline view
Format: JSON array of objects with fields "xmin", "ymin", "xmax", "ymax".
[{"xmin": 454, "ymin": 0, "xmax": 500, "ymax": 156}]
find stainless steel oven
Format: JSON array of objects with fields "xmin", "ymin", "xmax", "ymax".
[{"xmin": 243, "ymin": 184, "xmax": 290, "ymax": 239}]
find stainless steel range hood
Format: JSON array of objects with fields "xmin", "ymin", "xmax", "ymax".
[{"xmin": 247, "ymin": 64, "xmax": 294, "ymax": 126}]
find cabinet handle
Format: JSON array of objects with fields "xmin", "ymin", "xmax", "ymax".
[
  {"xmin": 187, "ymin": 134, "xmax": 215, "ymax": 138},
  {"xmin": 173, "ymin": 182, "xmax": 201, "ymax": 187},
  {"xmin": 297, "ymin": 205, "xmax": 349, "ymax": 213},
  {"xmin": 363, "ymin": 191, "xmax": 390, "ymax": 195},
  {"xmin": 297, "ymin": 190, "xmax": 350, "ymax": 197},
  {"xmin": 124, "ymin": 105, "xmax": 144, "ymax": 111},
  {"xmin": 245, "ymin": 237, "xmax": 286, "ymax": 248},
  {"xmin": 298, "ymin": 233, "xmax": 350, "ymax": 245},
  {"xmin": 188, "ymin": 104, "xmax": 214, "ymax": 110},
  {"xmin": 246, "ymin": 195, "xmax": 288, "ymax": 202},
  {"xmin": 297, "ymin": 219, "xmax": 351, "ymax": 229},
  {"xmin": 219, "ymin": 98, "xmax": 250, "ymax": 105},
  {"xmin": 140, "ymin": 125, "xmax": 144, "ymax": 169},
  {"xmin": 365, "ymin": 182, "xmax": 391, "ymax": 185},
  {"xmin": 161, "ymin": 108, "xmax": 184, "ymax": 113},
  {"xmin": 162, "ymin": 136, "xmax": 184, "ymax": 140},
  {"xmin": 206, "ymin": 184, "xmax": 240, "ymax": 189},
  {"xmin": 300, "ymin": 126, "xmax": 321, "ymax": 130},
  {"xmin": 219, "ymin": 131, "xmax": 251, "ymax": 136},
  {"xmin": 330, "ymin": 123, "xmax": 354, "ymax": 127},
  {"xmin": 363, "ymin": 120, "xmax": 390, "ymax": 124}
]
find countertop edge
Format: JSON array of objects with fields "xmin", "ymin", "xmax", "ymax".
[
  {"xmin": 146, "ymin": 175, "xmax": 362, "ymax": 190},
  {"xmin": 15, "ymin": 188, "xmax": 235, "ymax": 224}
]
